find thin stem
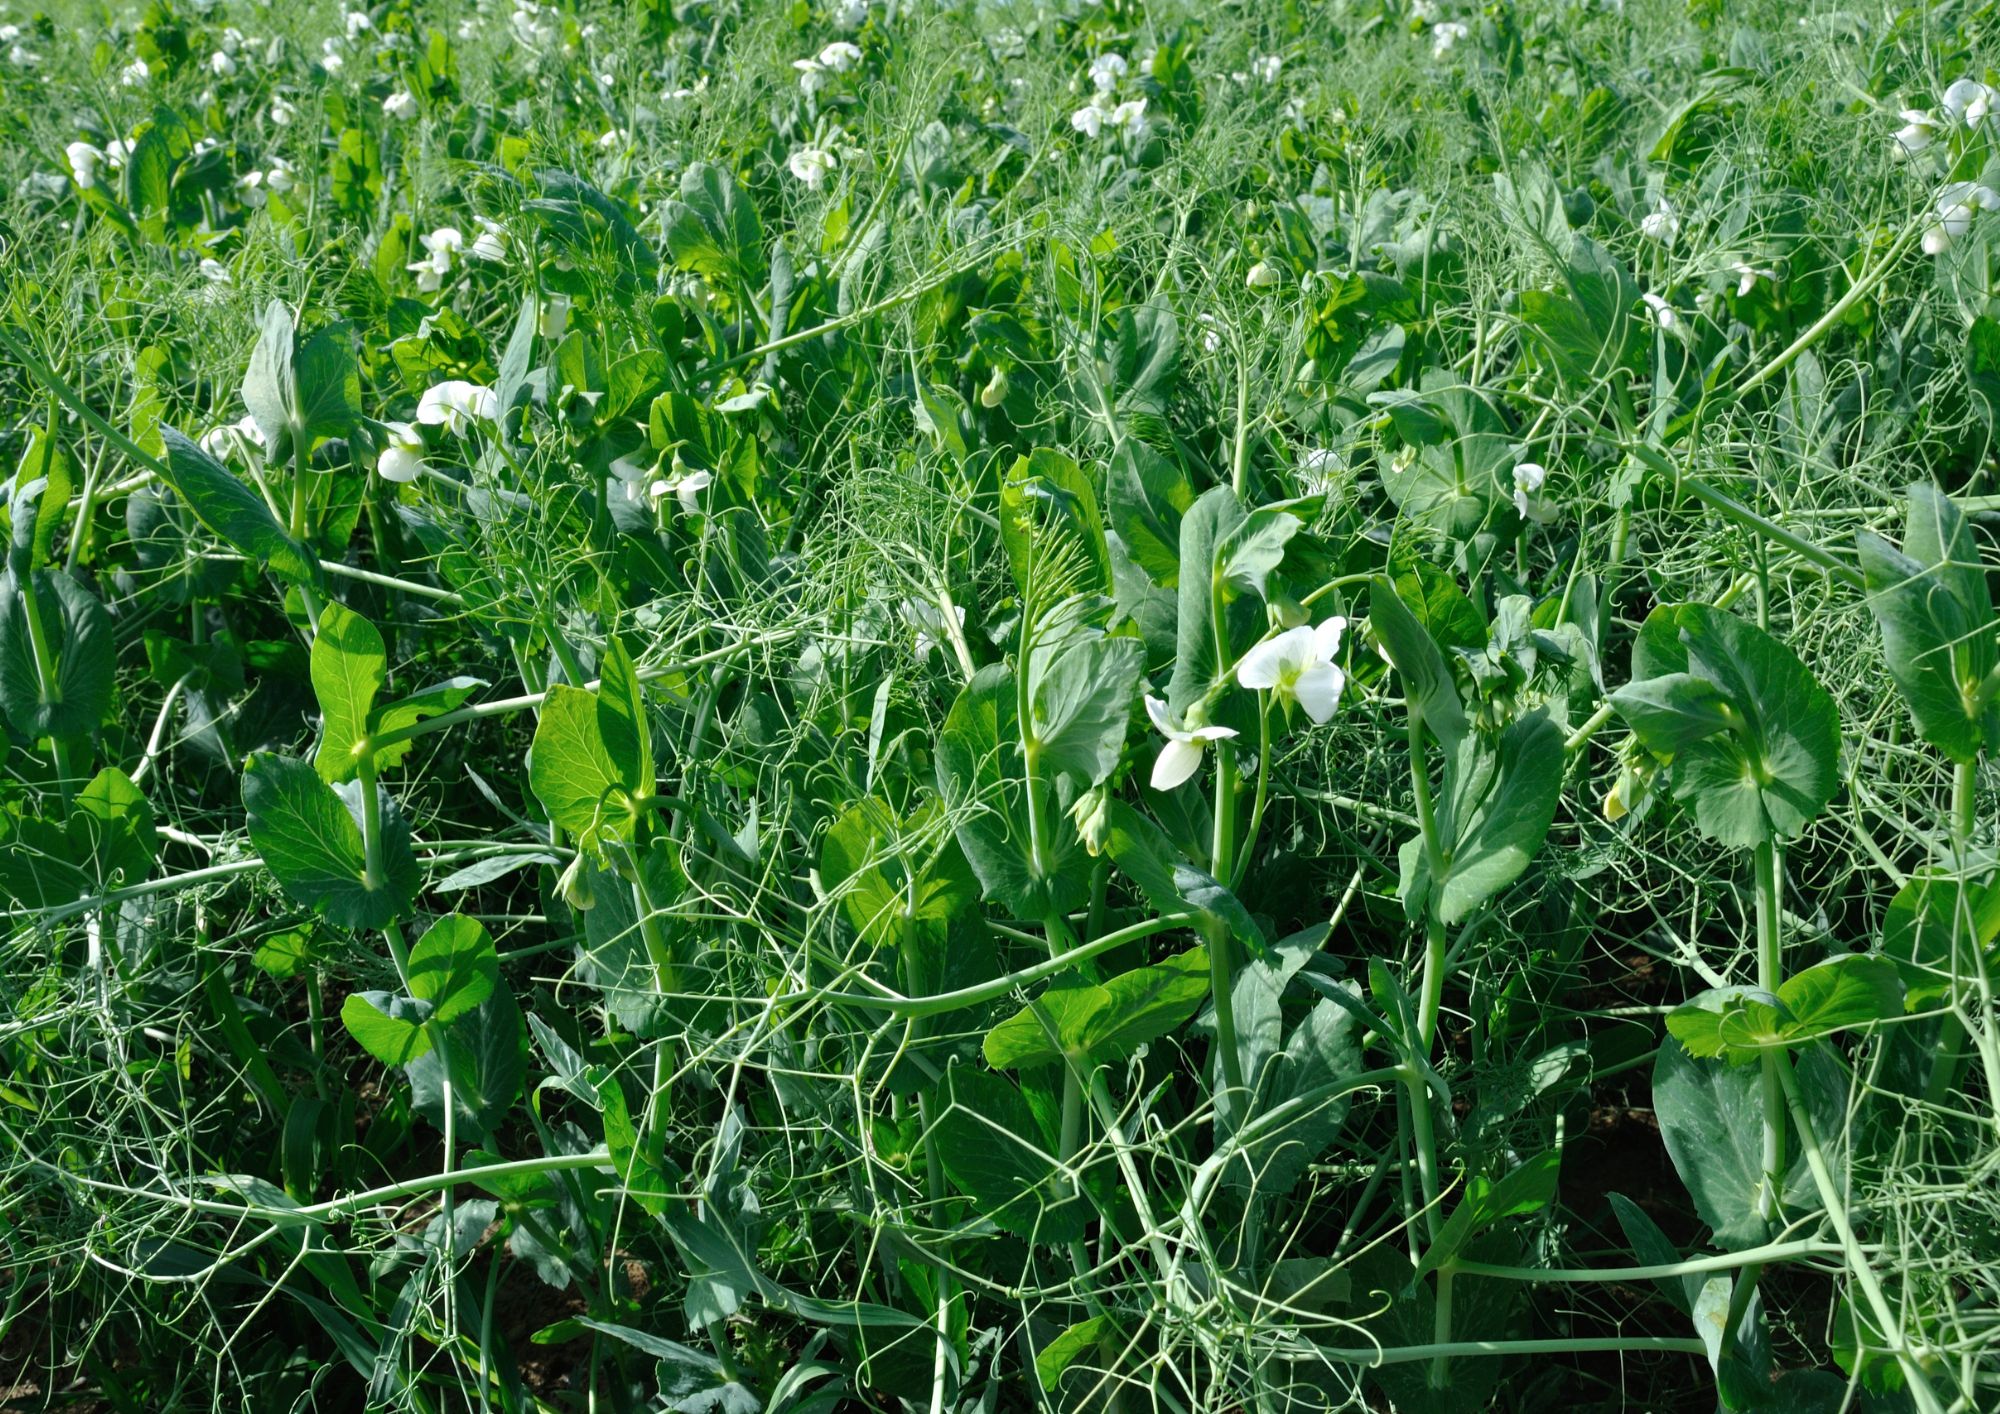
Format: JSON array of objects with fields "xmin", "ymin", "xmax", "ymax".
[{"xmin": 1753, "ymin": 839, "xmax": 1786, "ymax": 1226}]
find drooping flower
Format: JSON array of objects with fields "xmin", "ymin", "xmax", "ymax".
[
  {"xmin": 1069, "ymin": 104, "xmax": 1106, "ymax": 139},
  {"xmin": 1237, "ymin": 619, "xmax": 1349, "ymax": 723},
  {"xmin": 1512, "ymin": 462, "xmax": 1554, "ymax": 523},
  {"xmin": 1639, "ymin": 198, "xmax": 1679, "ymax": 245},
  {"xmin": 210, "ymin": 50, "xmax": 237, "ymax": 77},
  {"xmin": 376, "ymin": 422, "xmax": 426, "ymax": 482},
  {"xmin": 264, "ymin": 157, "xmax": 296, "ymax": 194},
  {"xmin": 787, "ymin": 145, "xmax": 837, "ymax": 187},
  {"xmin": 1893, "ymin": 108, "xmax": 1941, "ymax": 157},
  {"xmin": 200, "ymin": 415, "xmax": 267, "ymax": 462},
  {"xmin": 1640, "ymin": 291, "xmax": 1676, "ymax": 329},
  {"xmin": 269, "ymin": 96, "xmax": 298, "ymax": 126},
  {"xmin": 1941, "ymin": 77, "xmax": 1996, "ymax": 127},
  {"xmin": 407, "ymin": 226, "xmax": 464, "ymax": 292},
  {"xmin": 1430, "ymin": 21, "xmax": 1469, "ymax": 59},
  {"xmin": 652, "ymin": 455, "xmax": 714, "ymax": 514},
  {"xmin": 468, "ymin": 217, "xmax": 508, "ymax": 262},
  {"xmin": 1730, "ymin": 262, "xmax": 1776, "ymax": 297},
  {"xmin": 1144, "ymin": 695, "xmax": 1239, "ymax": 791},
  {"xmin": 120, "ymin": 57, "xmax": 150, "ymax": 86},
  {"xmin": 1924, "ymin": 181, "xmax": 2000, "ymax": 255},
  {"xmin": 416, "ymin": 380, "xmax": 499, "ymax": 434},
  {"xmin": 818, "ymin": 41, "xmax": 863, "ymax": 72},
  {"xmin": 65, "ymin": 141, "xmax": 105, "ymax": 189},
  {"xmin": 1246, "ymin": 260, "xmax": 1280, "ymax": 289},
  {"xmin": 1089, "ymin": 52, "xmax": 1127, "ymax": 93},
  {"xmin": 539, "ymin": 293, "xmax": 571, "ymax": 339},
  {"xmin": 383, "ymin": 90, "xmax": 418, "ymax": 120}
]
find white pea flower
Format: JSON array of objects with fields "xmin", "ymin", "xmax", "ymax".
[
  {"xmin": 539, "ymin": 292, "xmax": 571, "ymax": 339},
  {"xmin": 17, "ymin": 171, "xmax": 68, "ymax": 199},
  {"xmin": 651, "ymin": 456, "xmax": 713, "ymax": 514},
  {"xmin": 1299, "ymin": 447, "xmax": 1343, "ymax": 494},
  {"xmin": 1109, "ymin": 97, "xmax": 1148, "ymax": 134},
  {"xmin": 1089, "ymin": 52, "xmax": 1127, "ymax": 93},
  {"xmin": 269, "ymin": 96, "xmax": 298, "ymax": 126},
  {"xmin": 120, "ymin": 57, "xmax": 150, "ymax": 86},
  {"xmin": 1639, "ymin": 198, "xmax": 1679, "ymax": 244},
  {"xmin": 794, "ymin": 58, "xmax": 827, "ymax": 94},
  {"xmin": 383, "ymin": 90, "xmax": 418, "ymax": 120},
  {"xmin": 1144, "ymin": 695, "xmax": 1239, "ymax": 791},
  {"xmin": 1430, "ymin": 21, "xmax": 1469, "ymax": 59},
  {"xmin": 596, "ymin": 128, "xmax": 627, "ymax": 152},
  {"xmin": 1941, "ymin": 77, "xmax": 1996, "ymax": 127},
  {"xmin": 818, "ymin": 40, "xmax": 862, "ymax": 71},
  {"xmin": 210, "ymin": 49, "xmax": 237, "ymax": 76},
  {"xmin": 407, "ymin": 226, "xmax": 464, "ymax": 292},
  {"xmin": 105, "ymin": 139, "xmax": 131, "ymax": 171},
  {"xmin": 609, "ymin": 453, "xmax": 654, "ymax": 504},
  {"xmin": 200, "ymin": 415, "xmax": 267, "ymax": 461},
  {"xmin": 1730, "ymin": 262, "xmax": 1776, "ymax": 297},
  {"xmin": 220, "ymin": 26, "xmax": 243, "ymax": 54},
  {"xmin": 344, "ymin": 9, "xmax": 373, "ymax": 39},
  {"xmin": 1196, "ymin": 312, "xmax": 1222, "ymax": 353},
  {"xmin": 264, "ymin": 157, "xmax": 296, "ymax": 193},
  {"xmin": 1924, "ymin": 182, "xmax": 2000, "ymax": 255},
  {"xmin": 833, "ymin": 0, "xmax": 869, "ymax": 29},
  {"xmin": 1640, "ymin": 291, "xmax": 1677, "ymax": 329},
  {"xmin": 415, "ymin": 380, "xmax": 499, "ymax": 434},
  {"xmin": 376, "ymin": 422, "xmax": 426, "ymax": 482},
  {"xmin": 1512, "ymin": 461, "xmax": 1555, "ymax": 523},
  {"xmin": 1411, "ymin": 0, "xmax": 1440, "ymax": 20},
  {"xmin": 469, "ymin": 217, "xmax": 508, "ymax": 261},
  {"xmin": 236, "ymin": 170, "xmax": 267, "ymax": 207},
  {"xmin": 8, "ymin": 42, "xmax": 39, "ymax": 65},
  {"xmin": 1246, "ymin": 260, "xmax": 1280, "ymax": 289},
  {"xmin": 320, "ymin": 39, "xmax": 346, "ymax": 73},
  {"xmin": 66, "ymin": 141, "xmax": 105, "ymax": 189},
  {"xmin": 1251, "ymin": 54, "xmax": 1282, "ymax": 83},
  {"xmin": 787, "ymin": 145, "xmax": 837, "ymax": 187},
  {"xmin": 1237, "ymin": 619, "xmax": 1349, "ymax": 724},
  {"xmin": 1069, "ymin": 104, "xmax": 1106, "ymax": 139},
  {"xmin": 907, "ymin": 599, "xmax": 967, "ymax": 663},
  {"xmin": 1893, "ymin": 108, "xmax": 1941, "ymax": 157},
  {"xmin": 0, "ymin": 24, "xmax": 19, "ymax": 42}
]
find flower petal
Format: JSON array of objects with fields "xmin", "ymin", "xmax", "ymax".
[
  {"xmin": 1294, "ymin": 664, "xmax": 1346, "ymax": 724},
  {"xmin": 1151, "ymin": 737, "xmax": 1204, "ymax": 791}
]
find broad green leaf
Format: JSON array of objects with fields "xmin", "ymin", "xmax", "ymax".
[
  {"xmin": 157, "ymin": 428, "xmax": 317, "ymax": 583},
  {"xmin": 406, "ymin": 914, "xmax": 500, "ymax": 1026},
  {"xmin": 406, "ymin": 986, "xmax": 525, "ymax": 1144},
  {"xmin": 659, "ymin": 161, "xmax": 763, "ymax": 284},
  {"xmin": 934, "ymin": 1064, "xmax": 1090, "ymax": 1243},
  {"xmin": 1098, "ymin": 799, "xmax": 1265, "ymax": 951},
  {"xmin": 1369, "ymin": 575, "xmax": 1468, "ymax": 754},
  {"xmin": 1165, "ymin": 487, "xmax": 1260, "ymax": 724},
  {"xmin": 69, "ymin": 766, "xmax": 157, "ymax": 891},
  {"xmin": 935, "ymin": 664, "xmax": 1085, "ymax": 918},
  {"xmin": 1400, "ymin": 709, "xmax": 1564, "ymax": 925},
  {"xmin": 1609, "ymin": 672, "xmax": 1734, "ymax": 755},
  {"xmin": 1626, "ymin": 604, "xmax": 1839, "ymax": 848},
  {"xmin": 311, "ymin": 601, "xmax": 387, "ymax": 783},
  {"xmin": 998, "ymin": 449, "xmax": 1109, "ymax": 605},
  {"xmin": 1665, "ymin": 986, "xmax": 1787, "ymax": 1065},
  {"xmin": 1413, "ymin": 1148, "xmax": 1561, "ymax": 1282},
  {"xmin": 242, "ymin": 299, "xmax": 297, "ymax": 454},
  {"xmin": 293, "ymin": 324, "xmax": 363, "ymax": 442},
  {"xmin": 0, "ymin": 568, "xmax": 115, "ymax": 739},
  {"xmin": 1215, "ymin": 497, "xmax": 1319, "ymax": 601},
  {"xmin": 340, "ymin": 990, "xmax": 433, "ymax": 1065},
  {"xmin": 1881, "ymin": 868, "xmax": 2000, "ymax": 1009},
  {"xmin": 1028, "ymin": 622, "xmax": 1142, "ymax": 790},
  {"xmin": 818, "ymin": 798, "xmax": 978, "ymax": 953},
  {"xmin": 529, "ymin": 684, "xmax": 642, "ymax": 851},
  {"xmin": 10, "ymin": 427, "xmax": 74, "ymax": 574},
  {"xmin": 1106, "ymin": 441, "xmax": 1192, "ymax": 585},
  {"xmin": 1036, "ymin": 1316, "xmax": 1118, "ymax": 1390},
  {"xmin": 370, "ymin": 676, "xmax": 487, "ymax": 773},
  {"xmin": 242, "ymin": 753, "xmax": 418, "ymax": 931},
  {"xmin": 982, "ymin": 946, "xmax": 1211, "ymax": 1069},
  {"xmin": 125, "ymin": 126, "xmax": 173, "ymax": 239},
  {"xmin": 1855, "ymin": 484, "xmax": 1999, "ymax": 765},
  {"xmin": 1776, "ymin": 956, "xmax": 1906, "ymax": 1043},
  {"xmin": 595, "ymin": 636, "xmax": 652, "ymax": 788}
]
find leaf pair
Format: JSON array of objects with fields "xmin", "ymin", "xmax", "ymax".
[
  {"xmin": 340, "ymin": 915, "xmax": 501, "ymax": 1065},
  {"xmin": 310, "ymin": 601, "xmax": 486, "ymax": 783}
]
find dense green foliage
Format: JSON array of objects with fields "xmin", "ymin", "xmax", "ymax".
[{"xmin": 3, "ymin": 0, "xmax": 2000, "ymax": 1409}]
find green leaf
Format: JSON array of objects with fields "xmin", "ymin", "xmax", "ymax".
[
  {"xmin": 595, "ymin": 636, "xmax": 652, "ymax": 789},
  {"xmin": 1036, "ymin": 1316, "xmax": 1118, "ymax": 1390},
  {"xmin": 69, "ymin": 766, "xmax": 157, "ymax": 891},
  {"xmin": 1215, "ymin": 497, "xmax": 1318, "ymax": 602},
  {"xmin": 1777, "ymin": 956, "xmax": 1905, "ymax": 1043},
  {"xmin": 124, "ymin": 126, "xmax": 173, "ymax": 239},
  {"xmin": 935, "ymin": 664, "xmax": 1085, "ymax": 918},
  {"xmin": 1665, "ymin": 986, "xmax": 1787, "ymax": 1064},
  {"xmin": 340, "ymin": 990, "xmax": 434, "ymax": 1065},
  {"xmin": 242, "ymin": 299, "xmax": 297, "ymax": 455},
  {"xmin": 818, "ymin": 799, "xmax": 977, "ymax": 954},
  {"xmin": 370, "ymin": 676, "xmax": 487, "ymax": 773},
  {"xmin": 1881, "ymin": 869, "xmax": 2000, "ymax": 1009},
  {"xmin": 157, "ymin": 428, "xmax": 316, "ymax": 583},
  {"xmin": 1856, "ymin": 484, "xmax": 1999, "ymax": 765},
  {"xmin": 998, "ymin": 449, "xmax": 1109, "ymax": 604},
  {"xmin": 293, "ymin": 324, "xmax": 362, "ymax": 443},
  {"xmin": 1369, "ymin": 575, "xmax": 1468, "ymax": 754},
  {"xmin": 407, "ymin": 915, "xmax": 500, "ymax": 1027},
  {"xmin": 311, "ymin": 601, "xmax": 387, "ymax": 783},
  {"xmin": 1609, "ymin": 672, "xmax": 1734, "ymax": 755},
  {"xmin": 0, "ymin": 569, "xmax": 115, "ymax": 739},
  {"xmin": 528, "ymin": 684, "xmax": 641, "ymax": 851},
  {"xmin": 1400, "ymin": 709, "xmax": 1564, "ymax": 925},
  {"xmin": 10, "ymin": 427, "xmax": 74, "ymax": 574},
  {"xmin": 1098, "ymin": 799, "xmax": 1266, "ymax": 952},
  {"xmin": 934, "ymin": 1064, "xmax": 1090, "ymax": 1242},
  {"xmin": 1626, "ymin": 604, "xmax": 1839, "ymax": 848},
  {"xmin": 242, "ymin": 753, "xmax": 418, "ymax": 931},
  {"xmin": 1166, "ymin": 487, "xmax": 1260, "ymax": 720},
  {"xmin": 982, "ymin": 946, "xmax": 1211, "ymax": 1069},
  {"xmin": 659, "ymin": 161, "xmax": 763, "ymax": 284},
  {"xmin": 1413, "ymin": 1148, "xmax": 1561, "ymax": 1282},
  {"xmin": 1028, "ymin": 622, "xmax": 1143, "ymax": 790},
  {"xmin": 406, "ymin": 986, "xmax": 525, "ymax": 1144}
]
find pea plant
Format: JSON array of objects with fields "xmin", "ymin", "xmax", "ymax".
[{"xmin": 2, "ymin": 0, "xmax": 1999, "ymax": 1411}]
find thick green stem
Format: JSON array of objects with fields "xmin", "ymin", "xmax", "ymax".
[
  {"xmin": 1209, "ymin": 741, "xmax": 1247, "ymax": 1102},
  {"xmin": 1754, "ymin": 838, "xmax": 1786, "ymax": 1225}
]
